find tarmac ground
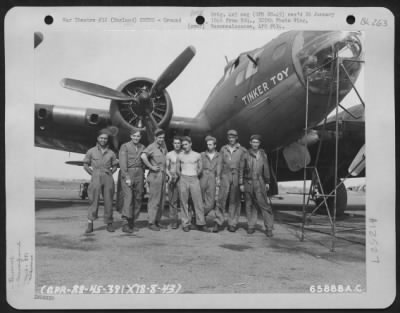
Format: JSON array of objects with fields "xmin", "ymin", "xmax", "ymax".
[{"xmin": 35, "ymin": 186, "xmax": 366, "ymax": 294}]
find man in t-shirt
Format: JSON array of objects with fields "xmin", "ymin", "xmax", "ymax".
[
  {"xmin": 176, "ymin": 136, "xmax": 209, "ymax": 232},
  {"xmin": 166, "ymin": 136, "xmax": 182, "ymax": 229},
  {"xmin": 141, "ymin": 129, "xmax": 168, "ymax": 231}
]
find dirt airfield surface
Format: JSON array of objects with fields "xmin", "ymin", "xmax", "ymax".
[{"xmin": 35, "ymin": 183, "xmax": 366, "ymax": 295}]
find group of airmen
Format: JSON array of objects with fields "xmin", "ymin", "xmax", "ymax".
[{"xmin": 82, "ymin": 128, "xmax": 274, "ymax": 237}]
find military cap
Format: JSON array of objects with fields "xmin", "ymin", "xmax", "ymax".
[
  {"xmin": 227, "ymin": 129, "xmax": 238, "ymax": 136},
  {"xmin": 205, "ymin": 135, "xmax": 217, "ymax": 143},
  {"xmin": 250, "ymin": 134, "xmax": 262, "ymax": 142},
  {"xmin": 98, "ymin": 129, "xmax": 111, "ymax": 137},
  {"xmin": 130, "ymin": 129, "xmax": 142, "ymax": 136},
  {"xmin": 154, "ymin": 128, "xmax": 165, "ymax": 137}
]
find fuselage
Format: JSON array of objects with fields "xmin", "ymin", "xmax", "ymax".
[
  {"xmin": 35, "ymin": 30, "xmax": 363, "ymax": 162},
  {"xmin": 170, "ymin": 31, "xmax": 363, "ymax": 152}
]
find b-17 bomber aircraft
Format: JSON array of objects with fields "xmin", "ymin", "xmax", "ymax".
[{"xmin": 35, "ymin": 30, "xmax": 365, "ymax": 216}]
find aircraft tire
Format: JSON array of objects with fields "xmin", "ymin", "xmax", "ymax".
[{"xmin": 315, "ymin": 181, "xmax": 347, "ymax": 218}]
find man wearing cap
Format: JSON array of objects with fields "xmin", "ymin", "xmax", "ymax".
[
  {"xmin": 119, "ymin": 130, "xmax": 145, "ymax": 233},
  {"xmin": 83, "ymin": 129, "xmax": 118, "ymax": 233},
  {"xmin": 240, "ymin": 134, "xmax": 274, "ymax": 237},
  {"xmin": 166, "ymin": 136, "xmax": 182, "ymax": 229},
  {"xmin": 141, "ymin": 129, "xmax": 168, "ymax": 231},
  {"xmin": 176, "ymin": 136, "xmax": 209, "ymax": 232},
  {"xmin": 215, "ymin": 129, "xmax": 247, "ymax": 232},
  {"xmin": 200, "ymin": 135, "xmax": 223, "ymax": 232}
]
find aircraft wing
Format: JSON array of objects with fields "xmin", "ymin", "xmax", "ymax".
[{"xmin": 35, "ymin": 103, "xmax": 113, "ymax": 154}]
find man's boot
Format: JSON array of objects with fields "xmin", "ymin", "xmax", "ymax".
[
  {"xmin": 156, "ymin": 222, "xmax": 168, "ymax": 229},
  {"xmin": 189, "ymin": 215, "xmax": 197, "ymax": 230},
  {"xmin": 85, "ymin": 222, "xmax": 93, "ymax": 234},
  {"xmin": 106, "ymin": 223, "xmax": 115, "ymax": 232},
  {"xmin": 149, "ymin": 224, "xmax": 160, "ymax": 231},
  {"xmin": 266, "ymin": 229, "xmax": 273, "ymax": 237},
  {"xmin": 247, "ymin": 227, "xmax": 255, "ymax": 234},
  {"xmin": 212, "ymin": 223, "xmax": 219, "ymax": 233},
  {"xmin": 122, "ymin": 218, "xmax": 134, "ymax": 233},
  {"xmin": 197, "ymin": 225, "xmax": 211, "ymax": 232},
  {"xmin": 228, "ymin": 225, "xmax": 237, "ymax": 232}
]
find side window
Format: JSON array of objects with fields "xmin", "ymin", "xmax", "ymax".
[
  {"xmin": 224, "ymin": 57, "xmax": 241, "ymax": 82},
  {"xmin": 245, "ymin": 49, "xmax": 264, "ymax": 79},
  {"xmin": 235, "ymin": 70, "xmax": 245, "ymax": 86},
  {"xmin": 223, "ymin": 68, "xmax": 231, "ymax": 81}
]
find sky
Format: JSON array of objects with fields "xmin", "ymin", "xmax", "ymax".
[{"xmin": 34, "ymin": 29, "xmax": 364, "ymax": 185}]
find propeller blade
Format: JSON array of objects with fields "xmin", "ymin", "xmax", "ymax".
[
  {"xmin": 61, "ymin": 78, "xmax": 133, "ymax": 101},
  {"xmin": 142, "ymin": 113, "xmax": 159, "ymax": 142},
  {"xmin": 150, "ymin": 46, "xmax": 196, "ymax": 95},
  {"xmin": 107, "ymin": 126, "xmax": 119, "ymax": 150},
  {"xmin": 348, "ymin": 144, "xmax": 365, "ymax": 176}
]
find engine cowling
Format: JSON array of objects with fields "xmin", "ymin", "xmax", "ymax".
[{"xmin": 110, "ymin": 77, "xmax": 173, "ymax": 135}]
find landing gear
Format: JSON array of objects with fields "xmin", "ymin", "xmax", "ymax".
[
  {"xmin": 79, "ymin": 183, "xmax": 89, "ymax": 200},
  {"xmin": 315, "ymin": 179, "xmax": 347, "ymax": 217}
]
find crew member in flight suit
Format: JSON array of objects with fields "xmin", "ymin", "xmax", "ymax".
[
  {"xmin": 83, "ymin": 129, "xmax": 118, "ymax": 233},
  {"xmin": 200, "ymin": 136, "xmax": 223, "ymax": 232},
  {"xmin": 215, "ymin": 129, "xmax": 247, "ymax": 232},
  {"xmin": 141, "ymin": 129, "xmax": 168, "ymax": 231},
  {"xmin": 166, "ymin": 136, "xmax": 182, "ymax": 229},
  {"xmin": 119, "ymin": 130, "xmax": 145, "ymax": 233},
  {"xmin": 240, "ymin": 134, "xmax": 274, "ymax": 237}
]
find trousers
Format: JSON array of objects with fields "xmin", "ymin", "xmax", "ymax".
[
  {"xmin": 200, "ymin": 172, "xmax": 224, "ymax": 225},
  {"xmin": 120, "ymin": 167, "xmax": 144, "ymax": 221},
  {"xmin": 179, "ymin": 175, "xmax": 206, "ymax": 227},
  {"xmin": 87, "ymin": 171, "xmax": 114, "ymax": 224},
  {"xmin": 147, "ymin": 171, "xmax": 165, "ymax": 225},
  {"xmin": 244, "ymin": 179, "xmax": 274, "ymax": 230},
  {"xmin": 168, "ymin": 180, "xmax": 180, "ymax": 222},
  {"xmin": 216, "ymin": 173, "xmax": 241, "ymax": 227}
]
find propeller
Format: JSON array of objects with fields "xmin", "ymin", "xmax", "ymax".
[
  {"xmin": 61, "ymin": 46, "xmax": 196, "ymax": 142},
  {"xmin": 61, "ymin": 78, "xmax": 134, "ymax": 101},
  {"xmin": 150, "ymin": 46, "xmax": 196, "ymax": 96}
]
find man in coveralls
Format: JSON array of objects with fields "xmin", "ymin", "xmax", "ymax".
[
  {"xmin": 141, "ymin": 129, "xmax": 168, "ymax": 231},
  {"xmin": 240, "ymin": 134, "xmax": 274, "ymax": 237},
  {"xmin": 83, "ymin": 129, "xmax": 118, "ymax": 233},
  {"xmin": 166, "ymin": 136, "xmax": 182, "ymax": 229},
  {"xmin": 119, "ymin": 130, "xmax": 145, "ymax": 233},
  {"xmin": 176, "ymin": 136, "xmax": 209, "ymax": 232},
  {"xmin": 200, "ymin": 136, "xmax": 223, "ymax": 232},
  {"xmin": 215, "ymin": 129, "xmax": 247, "ymax": 232}
]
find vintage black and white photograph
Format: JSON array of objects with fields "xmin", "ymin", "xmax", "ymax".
[{"xmin": 5, "ymin": 6, "xmax": 396, "ymax": 309}]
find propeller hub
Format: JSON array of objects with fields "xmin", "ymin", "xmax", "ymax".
[{"xmin": 137, "ymin": 90, "xmax": 153, "ymax": 114}]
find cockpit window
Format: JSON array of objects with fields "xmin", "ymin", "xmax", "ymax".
[
  {"xmin": 235, "ymin": 70, "xmax": 245, "ymax": 86},
  {"xmin": 292, "ymin": 31, "xmax": 363, "ymax": 95},
  {"xmin": 245, "ymin": 48, "xmax": 264, "ymax": 79},
  {"xmin": 223, "ymin": 57, "xmax": 241, "ymax": 82}
]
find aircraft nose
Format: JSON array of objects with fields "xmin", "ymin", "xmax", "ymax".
[{"xmin": 293, "ymin": 31, "xmax": 363, "ymax": 95}]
